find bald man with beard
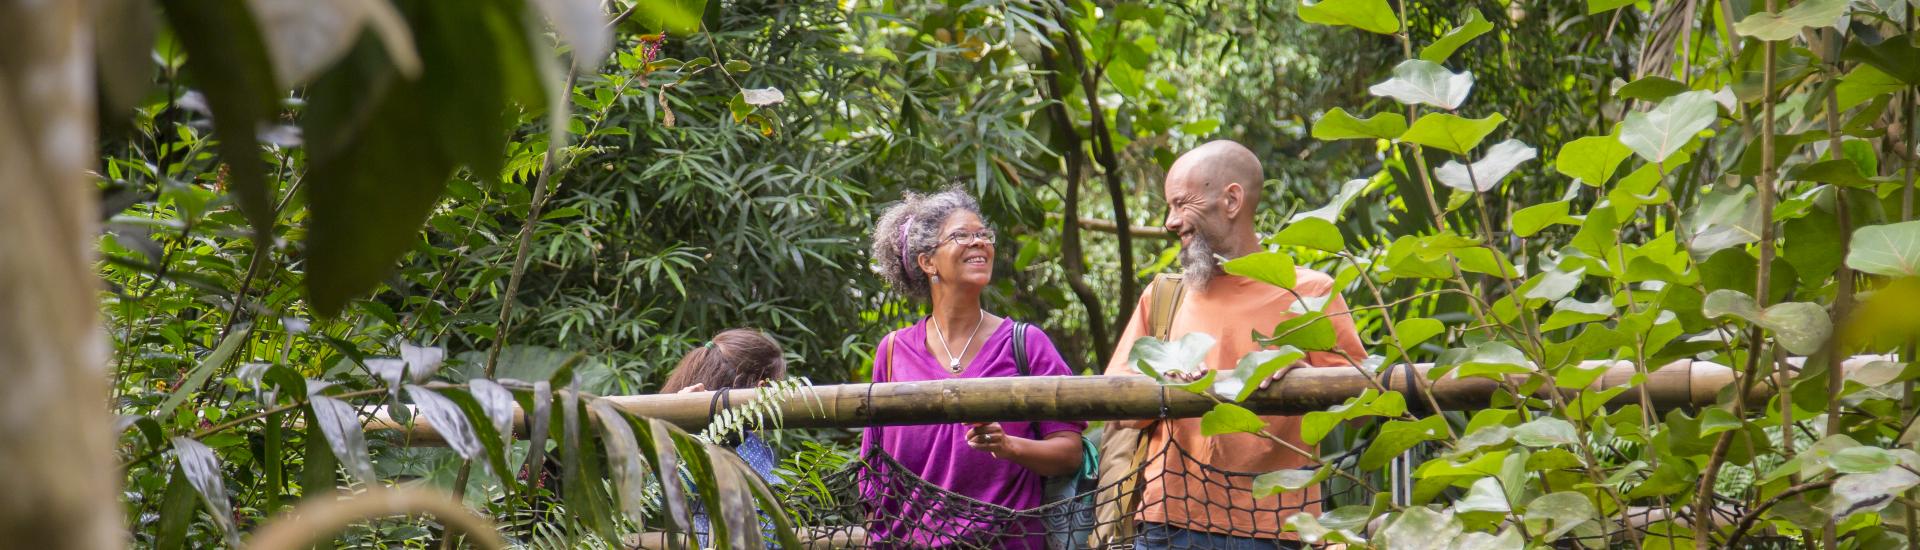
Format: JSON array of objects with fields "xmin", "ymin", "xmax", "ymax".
[{"xmin": 1104, "ymin": 140, "xmax": 1368, "ymax": 549}]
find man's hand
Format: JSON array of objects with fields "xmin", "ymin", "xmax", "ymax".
[
  {"xmin": 1256, "ymin": 361, "xmax": 1311, "ymax": 390},
  {"xmin": 1162, "ymin": 369, "xmax": 1208, "ymax": 383},
  {"xmin": 675, "ymin": 383, "xmax": 706, "ymax": 394},
  {"xmin": 965, "ymin": 422, "xmax": 1017, "ymax": 459}
]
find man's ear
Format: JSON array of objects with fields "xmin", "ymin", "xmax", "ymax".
[{"xmin": 1221, "ymin": 182, "xmax": 1245, "ymax": 219}]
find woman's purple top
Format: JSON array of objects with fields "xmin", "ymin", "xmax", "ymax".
[{"xmin": 859, "ymin": 319, "xmax": 1086, "ymax": 549}]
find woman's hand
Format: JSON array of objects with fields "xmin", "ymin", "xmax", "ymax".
[{"xmin": 965, "ymin": 422, "xmax": 1014, "ymax": 459}]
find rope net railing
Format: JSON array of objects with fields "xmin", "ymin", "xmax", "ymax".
[{"xmin": 638, "ymin": 427, "xmax": 1369, "ymax": 549}]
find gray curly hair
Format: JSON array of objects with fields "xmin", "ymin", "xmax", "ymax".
[{"xmin": 870, "ymin": 187, "xmax": 985, "ymax": 300}]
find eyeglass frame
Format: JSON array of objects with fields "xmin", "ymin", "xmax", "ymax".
[{"xmin": 938, "ymin": 229, "xmax": 997, "ymax": 247}]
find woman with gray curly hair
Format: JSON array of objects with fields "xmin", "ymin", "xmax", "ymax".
[{"xmin": 859, "ymin": 187, "xmax": 1085, "ymax": 549}]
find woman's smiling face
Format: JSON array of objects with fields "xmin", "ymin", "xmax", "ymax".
[{"xmin": 920, "ymin": 210, "xmax": 995, "ymax": 290}]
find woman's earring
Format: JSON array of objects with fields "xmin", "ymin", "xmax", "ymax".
[{"xmin": 931, "ymin": 273, "xmax": 941, "ymax": 283}]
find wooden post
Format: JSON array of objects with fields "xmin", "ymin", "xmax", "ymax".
[
  {"xmin": 0, "ymin": 1, "xmax": 124, "ymax": 547},
  {"xmin": 377, "ymin": 357, "xmax": 1893, "ymax": 446}
]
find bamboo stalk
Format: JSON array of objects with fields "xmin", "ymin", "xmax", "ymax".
[{"xmin": 376, "ymin": 356, "xmax": 1893, "ymax": 446}]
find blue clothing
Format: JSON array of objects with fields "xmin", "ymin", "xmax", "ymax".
[{"xmin": 1135, "ymin": 522, "xmax": 1306, "ymax": 550}]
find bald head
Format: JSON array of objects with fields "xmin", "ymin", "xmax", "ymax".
[
  {"xmin": 1162, "ymin": 140, "xmax": 1266, "ymax": 286},
  {"xmin": 1166, "ymin": 140, "xmax": 1264, "ymax": 226}
]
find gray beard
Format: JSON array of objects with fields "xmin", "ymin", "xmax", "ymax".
[{"xmin": 1178, "ymin": 232, "xmax": 1218, "ymax": 292}]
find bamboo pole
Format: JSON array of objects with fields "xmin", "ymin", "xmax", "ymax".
[{"xmin": 376, "ymin": 356, "xmax": 1895, "ymax": 446}]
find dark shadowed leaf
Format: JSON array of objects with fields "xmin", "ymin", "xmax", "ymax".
[
  {"xmin": 1401, "ymin": 113, "xmax": 1506, "ymax": 155},
  {"xmin": 171, "ymin": 437, "xmax": 238, "ymax": 545},
  {"xmin": 1312, "ymin": 108, "xmax": 1407, "ymax": 140},
  {"xmin": 156, "ymin": 463, "xmax": 199, "ymax": 549},
  {"xmin": 1615, "ymin": 76, "xmax": 1690, "ymax": 102},
  {"xmin": 1369, "ymin": 60, "xmax": 1474, "ymax": 110},
  {"xmin": 1843, "ymin": 33, "xmax": 1920, "ymax": 85},
  {"xmin": 1420, "ymin": 9, "xmax": 1493, "ymax": 63},
  {"xmin": 589, "ymin": 400, "xmax": 650, "ymax": 524},
  {"xmin": 157, "ymin": 0, "xmax": 278, "ymax": 247}
]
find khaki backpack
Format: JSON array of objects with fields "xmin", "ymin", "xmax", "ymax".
[{"xmin": 1090, "ymin": 273, "xmax": 1187, "ymax": 545}]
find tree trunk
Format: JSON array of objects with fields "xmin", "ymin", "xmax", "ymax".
[{"xmin": 0, "ymin": 1, "xmax": 123, "ymax": 548}]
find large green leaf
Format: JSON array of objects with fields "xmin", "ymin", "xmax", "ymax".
[
  {"xmin": 1554, "ymin": 135, "xmax": 1635, "ymax": 186},
  {"xmin": 1292, "ymin": 178, "xmax": 1369, "ymax": 222},
  {"xmin": 1526, "ymin": 492, "xmax": 1597, "ymax": 540},
  {"xmin": 1222, "ymin": 251, "xmax": 1298, "ymax": 289},
  {"xmin": 1213, "ymin": 347, "xmax": 1306, "ymax": 402},
  {"xmin": 1378, "ymin": 507, "xmax": 1463, "ymax": 550},
  {"xmin": 1312, "ymin": 108, "xmax": 1407, "ymax": 141},
  {"xmin": 1385, "ymin": 317, "xmax": 1445, "ymax": 364},
  {"xmin": 620, "ymin": 0, "xmax": 708, "ymax": 34},
  {"xmin": 303, "ymin": 0, "xmax": 547, "ymax": 315},
  {"xmin": 1297, "ymin": 0, "xmax": 1400, "ymax": 34},
  {"xmin": 171, "ymin": 437, "xmax": 239, "ymax": 546},
  {"xmin": 1268, "ymin": 218, "xmax": 1346, "ymax": 252},
  {"xmin": 1361, "ymin": 416, "xmax": 1450, "ymax": 470},
  {"xmin": 1688, "ymin": 184, "xmax": 1764, "ymax": 257},
  {"xmin": 1843, "ymin": 33, "xmax": 1920, "ymax": 85},
  {"xmin": 1420, "ymin": 9, "xmax": 1493, "ymax": 63},
  {"xmin": 1836, "ymin": 64, "xmax": 1907, "ymax": 112},
  {"xmin": 1369, "ymin": 60, "xmax": 1474, "ymax": 110},
  {"xmin": 1512, "ymin": 417, "xmax": 1578, "ymax": 447},
  {"xmin": 1617, "ymin": 90, "xmax": 1719, "ymax": 163},
  {"xmin": 1435, "ymin": 139, "xmax": 1537, "ymax": 192},
  {"xmin": 1702, "ymin": 289, "xmax": 1834, "ymax": 354},
  {"xmin": 1614, "ymin": 76, "xmax": 1691, "ymax": 102},
  {"xmin": 1847, "ymin": 220, "xmax": 1920, "ymax": 277},
  {"xmin": 1734, "ymin": 0, "xmax": 1851, "ymax": 42},
  {"xmin": 1401, "ymin": 113, "xmax": 1506, "ymax": 155},
  {"xmin": 1201, "ymin": 403, "xmax": 1269, "ymax": 436},
  {"xmin": 1512, "ymin": 200, "xmax": 1582, "ymax": 237},
  {"xmin": 1451, "ymin": 342, "xmax": 1535, "ymax": 379}
]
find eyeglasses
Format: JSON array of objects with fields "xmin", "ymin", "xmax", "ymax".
[{"xmin": 940, "ymin": 230, "xmax": 996, "ymax": 246}]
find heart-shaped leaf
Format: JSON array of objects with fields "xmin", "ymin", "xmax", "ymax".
[
  {"xmin": 1846, "ymin": 220, "xmax": 1920, "ymax": 277},
  {"xmin": 1525, "ymin": 492, "xmax": 1596, "ymax": 540},
  {"xmin": 1369, "ymin": 60, "xmax": 1474, "ymax": 110},
  {"xmin": 1436, "ymin": 139, "xmax": 1537, "ymax": 192},
  {"xmin": 1312, "ymin": 109, "xmax": 1407, "ymax": 141},
  {"xmin": 1253, "ymin": 468, "xmax": 1323, "ymax": 497},
  {"xmin": 1618, "ymin": 90, "xmax": 1719, "ymax": 163},
  {"xmin": 1734, "ymin": 0, "xmax": 1851, "ymax": 42},
  {"xmin": 1702, "ymin": 289, "xmax": 1834, "ymax": 354},
  {"xmin": 1361, "ymin": 415, "xmax": 1450, "ymax": 470},
  {"xmin": 1223, "ymin": 251, "xmax": 1298, "ymax": 289},
  {"xmin": 1298, "ymin": 0, "xmax": 1400, "ymax": 34},
  {"xmin": 1420, "ymin": 9, "xmax": 1493, "ymax": 63},
  {"xmin": 1402, "ymin": 113, "xmax": 1506, "ymax": 155},
  {"xmin": 1270, "ymin": 217, "xmax": 1346, "ymax": 252},
  {"xmin": 1452, "ymin": 342, "xmax": 1536, "ymax": 379},
  {"xmin": 1554, "ymin": 135, "xmax": 1635, "ymax": 186}
]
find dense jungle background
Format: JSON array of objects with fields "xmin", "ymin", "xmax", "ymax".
[{"xmin": 12, "ymin": 0, "xmax": 1913, "ymax": 546}]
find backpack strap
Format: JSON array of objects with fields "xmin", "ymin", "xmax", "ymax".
[
  {"xmin": 1147, "ymin": 274, "xmax": 1188, "ymax": 341},
  {"xmin": 1011, "ymin": 321, "xmax": 1030, "ymax": 377}
]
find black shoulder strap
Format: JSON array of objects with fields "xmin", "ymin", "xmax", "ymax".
[{"xmin": 1011, "ymin": 321, "xmax": 1030, "ymax": 377}]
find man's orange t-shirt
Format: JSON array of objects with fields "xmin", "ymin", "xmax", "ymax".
[{"xmin": 1103, "ymin": 267, "xmax": 1368, "ymax": 537}]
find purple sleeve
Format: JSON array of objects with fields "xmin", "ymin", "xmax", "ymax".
[{"xmin": 1023, "ymin": 325, "xmax": 1087, "ymax": 438}]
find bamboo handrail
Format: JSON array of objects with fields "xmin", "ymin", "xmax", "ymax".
[{"xmin": 373, "ymin": 356, "xmax": 1895, "ymax": 446}]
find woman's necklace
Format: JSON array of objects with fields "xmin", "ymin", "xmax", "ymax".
[{"xmin": 928, "ymin": 309, "xmax": 985, "ymax": 374}]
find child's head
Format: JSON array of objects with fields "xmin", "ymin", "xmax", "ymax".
[{"xmin": 659, "ymin": 328, "xmax": 787, "ymax": 393}]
